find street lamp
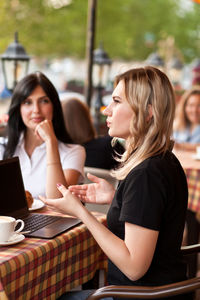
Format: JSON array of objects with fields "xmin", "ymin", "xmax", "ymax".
[
  {"xmin": 92, "ymin": 43, "xmax": 112, "ymax": 134},
  {"xmin": 1, "ymin": 32, "xmax": 30, "ymax": 93}
]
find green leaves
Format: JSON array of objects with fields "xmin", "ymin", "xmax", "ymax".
[{"xmin": 0, "ymin": 0, "xmax": 199, "ymax": 62}]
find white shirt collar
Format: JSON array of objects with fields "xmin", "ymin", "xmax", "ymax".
[{"xmin": 18, "ymin": 132, "xmax": 46, "ymax": 149}]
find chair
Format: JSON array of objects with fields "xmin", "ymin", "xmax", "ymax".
[
  {"xmin": 84, "ymin": 167, "xmax": 118, "ymax": 188},
  {"xmin": 86, "ymin": 244, "xmax": 200, "ymax": 299},
  {"xmin": 84, "ymin": 167, "xmax": 118, "ymax": 214}
]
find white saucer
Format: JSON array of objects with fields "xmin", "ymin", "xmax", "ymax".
[
  {"xmin": 29, "ymin": 199, "xmax": 45, "ymax": 211},
  {"xmin": 0, "ymin": 233, "xmax": 25, "ymax": 246},
  {"xmin": 192, "ymin": 154, "xmax": 200, "ymax": 161}
]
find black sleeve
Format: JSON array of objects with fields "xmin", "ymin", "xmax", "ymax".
[{"xmin": 119, "ymin": 167, "xmax": 166, "ymax": 230}]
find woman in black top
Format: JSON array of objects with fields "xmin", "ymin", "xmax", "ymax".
[{"xmin": 42, "ymin": 67, "xmax": 191, "ymax": 300}]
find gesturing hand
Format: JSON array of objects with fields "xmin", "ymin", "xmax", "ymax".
[
  {"xmin": 68, "ymin": 173, "xmax": 116, "ymax": 205},
  {"xmin": 40, "ymin": 183, "xmax": 84, "ymax": 217}
]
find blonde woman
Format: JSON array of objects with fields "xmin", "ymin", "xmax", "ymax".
[
  {"xmin": 173, "ymin": 86, "xmax": 200, "ymax": 151},
  {"xmin": 42, "ymin": 67, "xmax": 191, "ymax": 300}
]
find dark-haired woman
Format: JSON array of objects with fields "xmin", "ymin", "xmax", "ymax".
[{"xmin": 0, "ymin": 72, "xmax": 85, "ymax": 199}]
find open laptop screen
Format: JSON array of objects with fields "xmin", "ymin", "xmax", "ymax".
[
  {"xmin": 0, "ymin": 157, "xmax": 29, "ymax": 218},
  {"xmin": 0, "ymin": 156, "xmax": 82, "ymax": 239}
]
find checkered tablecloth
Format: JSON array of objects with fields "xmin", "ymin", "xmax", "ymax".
[
  {"xmin": 0, "ymin": 214, "xmax": 107, "ymax": 300},
  {"xmin": 173, "ymin": 149, "xmax": 200, "ymax": 213},
  {"xmin": 185, "ymin": 168, "xmax": 200, "ymax": 213}
]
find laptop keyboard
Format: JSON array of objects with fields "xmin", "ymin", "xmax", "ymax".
[{"xmin": 23, "ymin": 214, "xmax": 62, "ymax": 233}]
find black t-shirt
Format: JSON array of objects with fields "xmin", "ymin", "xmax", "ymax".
[
  {"xmin": 107, "ymin": 151, "xmax": 191, "ymax": 300},
  {"xmin": 83, "ymin": 135, "xmax": 124, "ymax": 170}
]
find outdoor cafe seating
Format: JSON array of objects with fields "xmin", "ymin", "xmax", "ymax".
[{"xmin": 87, "ymin": 244, "xmax": 200, "ymax": 299}]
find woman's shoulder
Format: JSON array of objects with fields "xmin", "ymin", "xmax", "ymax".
[
  {"xmin": 118, "ymin": 153, "xmax": 180, "ymax": 194},
  {"xmin": 126, "ymin": 152, "xmax": 179, "ymax": 179},
  {"xmin": 58, "ymin": 141, "xmax": 85, "ymax": 154},
  {"xmin": 97, "ymin": 135, "xmax": 112, "ymax": 143},
  {"xmin": 173, "ymin": 127, "xmax": 189, "ymax": 138},
  {"xmin": 194, "ymin": 124, "xmax": 200, "ymax": 135},
  {"xmin": 85, "ymin": 135, "xmax": 112, "ymax": 148}
]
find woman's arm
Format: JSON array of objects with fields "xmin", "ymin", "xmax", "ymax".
[
  {"xmin": 41, "ymin": 184, "xmax": 158, "ymax": 281},
  {"xmin": 174, "ymin": 142, "xmax": 200, "ymax": 152},
  {"xmin": 45, "ymin": 138, "xmax": 82, "ymax": 197},
  {"xmin": 78, "ymin": 206, "xmax": 158, "ymax": 281},
  {"xmin": 35, "ymin": 120, "xmax": 81, "ymax": 198}
]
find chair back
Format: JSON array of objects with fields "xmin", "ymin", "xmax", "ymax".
[
  {"xmin": 84, "ymin": 167, "xmax": 118, "ymax": 188},
  {"xmin": 86, "ymin": 244, "xmax": 200, "ymax": 299},
  {"xmin": 84, "ymin": 167, "xmax": 118, "ymax": 214}
]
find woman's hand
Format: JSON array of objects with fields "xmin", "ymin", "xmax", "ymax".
[
  {"xmin": 35, "ymin": 119, "xmax": 56, "ymax": 143},
  {"xmin": 68, "ymin": 173, "xmax": 116, "ymax": 205},
  {"xmin": 40, "ymin": 183, "xmax": 84, "ymax": 217}
]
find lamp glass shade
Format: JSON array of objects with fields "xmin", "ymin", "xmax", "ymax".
[
  {"xmin": 1, "ymin": 32, "xmax": 30, "ymax": 92},
  {"xmin": 2, "ymin": 59, "xmax": 29, "ymax": 91},
  {"xmin": 93, "ymin": 43, "xmax": 112, "ymax": 88},
  {"xmin": 93, "ymin": 64, "xmax": 111, "ymax": 88}
]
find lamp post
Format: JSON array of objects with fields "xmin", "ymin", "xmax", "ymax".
[
  {"xmin": 1, "ymin": 32, "xmax": 30, "ymax": 93},
  {"xmin": 92, "ymin": 43, "xmax": 111, "ymax": 135}
]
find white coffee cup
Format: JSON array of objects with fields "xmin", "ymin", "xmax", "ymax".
[{"xmin": 0, "ymin": 216, "xmax": 24, "ymax": 243}]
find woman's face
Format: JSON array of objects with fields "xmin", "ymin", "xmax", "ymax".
[
  {"xmin": 20, "ymin": 85, "xmax": 53, "ymax": 132},
  {"xmin": 103, "ymin": 80, "xmax": 133, "ymax": 139},
  {"xmin": 185, "ymin": 94, "xmax": 200, "ymax": 126}
]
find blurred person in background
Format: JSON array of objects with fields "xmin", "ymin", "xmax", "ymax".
[
  {"xmin": 173, "ymin": 86, "xmax": 200, "ymax": 278},
  {"xmin": 173, "ymin": 86, "xmax": 200, "ymax": 151},
  {"xmin": 0, "ymin": 72, "xmax": 85, "ymax": 199},
  {"xmin": 61, "ymin": 98, "xmax": 124, "ymax": 170}
]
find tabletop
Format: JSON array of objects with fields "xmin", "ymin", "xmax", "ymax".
[
  {"xmin": 173, "ymin": 149, "xmax": 200, "ymax": 213},
  {"xmin": 0, "ymin": 210, "xmax": 107, "ymax": 300}
]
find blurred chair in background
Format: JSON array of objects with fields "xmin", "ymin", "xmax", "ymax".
[{"xmin": 84, "ymin": 166, "xmax": 118, "ymax": 214}]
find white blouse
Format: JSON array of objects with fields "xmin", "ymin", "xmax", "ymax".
[{"xmin": 0, "ymin": 135, "xmax": 86, "ymax": 198}]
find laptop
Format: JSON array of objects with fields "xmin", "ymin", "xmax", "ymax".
[{"xmin": 0, "ymin": 157, "xmax": 81, "ymax": 239}]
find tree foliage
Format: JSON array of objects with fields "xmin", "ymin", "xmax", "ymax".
[{"xmin": 0, "ymin": 0, "xmax": 199, "ymax": 62}]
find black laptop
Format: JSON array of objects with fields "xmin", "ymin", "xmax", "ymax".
[{"xmin": 0, "ymin": 157, "xmax": 81, "ymax": 239}]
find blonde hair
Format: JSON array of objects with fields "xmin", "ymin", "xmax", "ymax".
[
  {"xmin": 112, "ymin": 66, "xmax": 175, "ymax": 180},
  {"xmin": 61, "ymin": 98, "xmax": 96, "ymax": 144},
  {"xmin": 174, "ymin": 86, "xmax": 200, "ymax": 131}
]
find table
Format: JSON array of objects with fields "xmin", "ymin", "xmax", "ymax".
[
  {"xmin": 0, "ymin": 210, "xmax": 107, "ymax": 300},
  {"xmin": 174, "ymin": 149, "xmax": 200, "ymax": 213},
  {"xmin": 174, "ymin": 149, "xmax": 200, "ymax": 277}
]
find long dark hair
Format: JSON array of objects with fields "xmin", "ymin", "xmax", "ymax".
[{"xmin": 3, "ymin": 71, "xmax": 73, "ymax": 159}]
